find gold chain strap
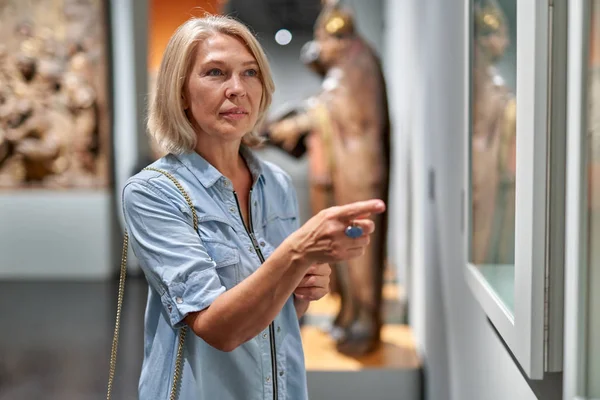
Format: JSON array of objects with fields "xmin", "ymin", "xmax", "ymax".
[
  {"xmin": 107, "ymin": 167, "xmax": 199, "ymax": 400},
  {"xmin": 106, "ymin": 229, "xmax": 129, "ymax": 399}
]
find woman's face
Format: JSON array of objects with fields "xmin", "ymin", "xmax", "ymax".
[{"xmin": 184, "ymin": 33, "xmax": 263, "ymax": 144}]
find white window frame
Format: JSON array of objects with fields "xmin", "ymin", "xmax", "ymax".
[
  {"xmin": 463, "ymin": 0, "xmax": 566, "ymax": 379},
  {"xmin": 564, "ymin": 0, "xmax": 593, "ymax": 398}
]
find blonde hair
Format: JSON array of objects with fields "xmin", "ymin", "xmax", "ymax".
[{"xmin": 148, "ymin": 15, "xmax": 275, "ymax": 154}]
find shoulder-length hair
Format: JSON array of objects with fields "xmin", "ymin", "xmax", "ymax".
[{"xmin": 148, "ymin": 15, "xmax": 275, "ymax": 154}]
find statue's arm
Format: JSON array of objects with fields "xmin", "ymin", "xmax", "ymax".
[{"xmin": 266, "ymin": 111, "xmax": 314, "ymax": 151}]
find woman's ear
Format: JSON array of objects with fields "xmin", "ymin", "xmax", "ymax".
[{"xmin": 182, "ymin": 92, "xmax": 189, "ymax": 110}]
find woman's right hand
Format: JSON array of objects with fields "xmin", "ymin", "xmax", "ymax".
[{"xmin": 285, "ymin": 199, "xmax": 386, "ymax": 267}]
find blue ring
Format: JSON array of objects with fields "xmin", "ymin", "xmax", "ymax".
[{"xmin": 345, "ymin": 225, "xmax": 363, "ymax": 239}]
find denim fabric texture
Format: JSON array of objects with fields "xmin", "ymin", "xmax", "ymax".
[{"xmin": 122, "ymin": 147, "xmax": 308, "ymax": 400}]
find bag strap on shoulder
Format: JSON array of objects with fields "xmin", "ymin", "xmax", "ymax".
[{"xmin": 107, "ymin": 167, "xmax": 198, "ymax": 400}]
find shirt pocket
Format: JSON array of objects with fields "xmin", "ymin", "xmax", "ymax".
[
  {"xmin": 263, "ymin": 209, "xmax": 298, "ymax": 247},
  {"xmin": 202, "ymin": 238, "xmax": 240, "ymax": 291}
]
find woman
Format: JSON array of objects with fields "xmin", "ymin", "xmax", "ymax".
[{"xmin": 122, "ymin": 15, "xmax": 385, "ymax": 400}]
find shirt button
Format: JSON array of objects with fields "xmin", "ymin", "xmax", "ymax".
[
  {"xmin": 229, "ymin": 207, "xmax": 236, "ymax": 213},
  {"xmin": 224, "ymin": 180, "xmax": 230, "ymax": 186},
  {"xmin": 277, "ymin": 326, "xmax": 281, "ymax": 333},
  {"xmin": 175, "ymin": 297, "xmax": 183, "ymax": 304},
  {"xmin": 262, "ymin": 332, "xmax": 268, "ymax": 339},
  {"xmin": 248, "ymin": 246, "xmax": 254, "ymax": 252},
  {"xmin": 254, "ymin": 201, "xmax": 257, "ymax": 207},
  {"xmin": 266, "ymin": 376, "xmax": 271, "ymax": 383},
  {"xmin": 279, "ymin": 370, "xmax": 285, "ymax": 377},
  {"xmin": 260, "ymin": 241, "xmax": 266, "ymax": 247}
]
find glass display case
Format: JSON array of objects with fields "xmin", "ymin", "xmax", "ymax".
[
  {"xmin": 464, "ymin": 0, "xmax": 566, "ymax": 379},
  {"xmin": 468, "ymin": 0, "xmax": 517, "ymax": 313}
]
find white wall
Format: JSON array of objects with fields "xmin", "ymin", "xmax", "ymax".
[
  {"xmin": 0, "ymin": 193, "xmax": 113, "ymax": 279},
  {"xmin": 382, "ymin": 0, "xmax": 413, "ymax": 303},
  {"xmin": 383, "ymin": 1, "xmax": 450, "ymax": 398},
  {"xmin": 383, "ymin": 0, "xmax": 538, "ymax": 399}
]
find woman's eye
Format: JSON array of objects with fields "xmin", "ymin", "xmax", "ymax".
[
  {"xmin": 207, "ymin": 68, "xmax": 223, "ymax": 76},
  {"xmin": 245, "ymin": 69, "xmax": 258, "ymax": 77}
]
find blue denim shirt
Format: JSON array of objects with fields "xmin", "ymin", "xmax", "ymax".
[{"xmin": 122, "ymin": 147, "xmax": 308, "ymax": 400}]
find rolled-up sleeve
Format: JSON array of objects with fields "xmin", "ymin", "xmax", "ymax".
[{"xmin": 122, "ymin": 179, "xmax": 226, "ymax": 328}]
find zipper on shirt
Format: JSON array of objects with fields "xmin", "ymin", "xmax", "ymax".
[{"xmin": 233, "ymin": 190, "xmax": 279, "ymax": 400}]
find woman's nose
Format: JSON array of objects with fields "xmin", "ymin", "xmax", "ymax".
[{"xmin": 225, "ymin": 75, "xmax": 246, "ymax": 98}]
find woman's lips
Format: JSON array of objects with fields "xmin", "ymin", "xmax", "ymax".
[{"xmin": 220, "ymin": 111, "xmax": 248, "ymax": 121}]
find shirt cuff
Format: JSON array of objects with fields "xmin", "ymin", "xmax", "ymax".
[{"xmin": 160, "ymin": 267, "xmax": 226, "ymax": 328}]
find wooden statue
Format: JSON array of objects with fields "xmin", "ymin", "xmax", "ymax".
[
  {"xmin": 471, "ymin": 0, "xmax": 517, "ymax": 265},
  {"xmin": 263, "ymin": 0, "xmax": 390, "ymax": 356}
]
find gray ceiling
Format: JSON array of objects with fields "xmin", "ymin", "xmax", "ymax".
[{"xmin": 227, "ymin": 0, "xmax": 322, "ymax": 35}]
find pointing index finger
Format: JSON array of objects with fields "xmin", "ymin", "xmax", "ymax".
[{"xmin": 332, "ymin": 199, "xmax": 386, "ymax": 221}]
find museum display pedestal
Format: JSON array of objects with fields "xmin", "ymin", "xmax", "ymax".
[
  {"xmin": 0, "ymin": 192, "xmax": 114, "ymax": 280},
  {"xmin": 302, "ymin": 284, "xmax": 422, "ymax": 400}
]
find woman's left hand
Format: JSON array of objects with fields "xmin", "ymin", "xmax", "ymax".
[{"xmin": 293, "ymin": 263, "xmax": 331, "ymax": 301}]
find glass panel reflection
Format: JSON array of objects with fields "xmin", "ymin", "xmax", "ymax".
[
  {"xmin": 471, "ymin": 0, "xmax": 517, "ymax": 312},
  {"xmin": 586, "ymin": 1, "xmax": 600, "ymax": 395}
]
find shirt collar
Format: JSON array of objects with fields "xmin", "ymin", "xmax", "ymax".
[
  {"xmin": 175, "ymin": 146, "xmax": 265, "ymax": 189},
  {"xmin": 240, "ymin": 145, "xmax": 265, "ymax": 186}
]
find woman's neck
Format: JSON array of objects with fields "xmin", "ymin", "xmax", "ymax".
[{"xmin": 194, "ymin": 138, "xmax": 247, "ymax": 182}]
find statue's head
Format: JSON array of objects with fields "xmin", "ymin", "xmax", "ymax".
[
  {"xmin": 474, "ymin": 0, "xmax": 509, "ymax": 62},
  {"xmin": 300, "ymin": 0, "xmax": 356, "ymax": 75},
  {"xmin": 315, "ymin": 0, "xmax": 355, "ymax": 38}
]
